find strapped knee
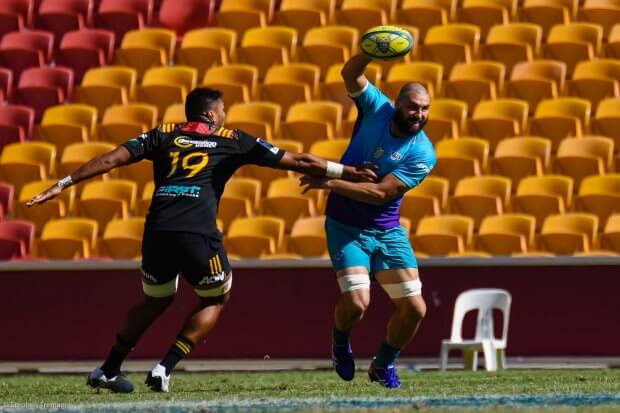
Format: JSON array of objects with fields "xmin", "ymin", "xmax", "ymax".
[
  {"xmin": 381, "ymin": 279, "xmax": 422, "ymax": 299},
  {"xmin": 337, "ymin": 273, "xmax": 370, "ymax": 293}
]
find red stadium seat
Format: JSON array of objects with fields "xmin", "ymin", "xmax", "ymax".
[
  {"xmin": 157, "ymin": 0, "xmax": 215, "ymax": 35},
  {"xmin": 0, "ymin": 68, "xmax": 12, "ymax": 102},
  {"xmin": 0, "ymin": 105, "xmax": 35, "ymax": 149},
  {"xmin": 0, "ymin": 0, "xmax": 34, "ymax": 38},
  {"xmin": 94, "ymin": 0, "xmax": 153, "ymax": 47},
  {"xmin": 55, "ymin": 29, "xmax": 115, "ymax": 83},
  {"xmin": 0, "ymin": 182, "xmax": 14, "ymax": 219},
  {"xmin": 0, "ymin": 219, "xmax": 34, "ymax": 259},
  {"xmin": 0, "ymin": 30, "xmax": 54, "ymax": 82},
  {"xmin": 35, "ymin": 0, "xmax": 94, "ymax": 47},
  {"xmin": 14, "ymin": 67, "xmax": 74, "ymax": 122}
]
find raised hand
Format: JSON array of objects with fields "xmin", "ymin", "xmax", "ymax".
[{"xmin": 25, "ymin": 184, "xmax": 61, "ymax": 207}]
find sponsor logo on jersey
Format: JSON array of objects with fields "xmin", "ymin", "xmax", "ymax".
[
  {"xmin": 256, "ymin": 138, "xmax": 280, "ymax": 155},
  {"xmin": 390, "ymin": 151, "xmax": 404, "ymax": 161},
  {"xmin": 415, "ymin": 162, "xmax": 432, "ymax": 173},
  {"xmin": 372, "ymin": 146, "xmax": 385, "ymax": 159},
  {"xmin": 155, "ymin": 185, "xmax": 201, "ymax": 198},
  {"xmin": 198, "ymin": 271, "xmax": 226, "ymax": 286},
  {"xmin": 174, "ymin": 136, "xmax": 218, "ymax": 149}
]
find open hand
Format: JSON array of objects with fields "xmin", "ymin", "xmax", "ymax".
[
  {"xmin": 299, "ymin": 175, "xmax": 329, "ymax": 194},
  {"xmin": 25, "ymin": 184, "xmax": 61, "ymax": 207},
  {"xmin": 345, "ymin": 163, "xmax": 379, "ymax": 183}
]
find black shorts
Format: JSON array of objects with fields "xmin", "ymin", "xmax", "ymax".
[{"xmin": 141, "ymin": 228, "xmax": 232, "ymax": 298}]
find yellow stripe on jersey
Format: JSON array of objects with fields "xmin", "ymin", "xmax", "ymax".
[
  {"xmin": 215, "ymin": 255, "xmax": 222, "ymax": 273},
  {"xmin": 158, "ymin": 123, "xmax": 176, "ymax": 133},
  {"xmin": 216, "ymin": 127, "xmax": 234, "ymax": 139}
]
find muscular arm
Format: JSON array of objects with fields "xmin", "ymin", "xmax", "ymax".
[
  {"xmin": 277, "ymin": 152, "xmax": 377, "ymax": 183},
  {"xmin": 303, "ymin": 173, "xmax": 408, "ymax": 206},
  {"xmin": 341, "ymin": 53, "xmax": 374, "ymax": 95}
]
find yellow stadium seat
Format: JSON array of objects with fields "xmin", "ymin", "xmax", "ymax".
[
  {"xmin": 456, "ymin": 0, "xmax": 515, "ymax": 41},
  {"xmin": 434, "ymin": 137, "xmax": 490, "ymax": 190},
  {"xmin": 225, "ymin": 216, "xmax": 285, "ymax": 257},
  {"xmin": 341, "ymin": 106, "xmax": 359, "ymax": 138},
  {"xmin": 566, "ymin": 60, "xmax": 620, "ymax": 109},
  {"xmin": 274, "ymin": 0, "xmax": 335, "ymax": 42},
  {"xmin": 591, "ymin": 98, "xmax": 620, "ymax": 151},
  {"xmin": 578, "ymin": 0, "xmax": 620, "ymax": 41},
  {"xmin": 543, "ymin": 23, "xmax": 603, "ymax": 76},
  {"xmin": 162, "ymin": 104, "xmax": 186, "ymax": 124},
  {"xmin": 310, "ymin": 138, "xmax": 349, "ymax": 162},
  {"xmin": 321, "ymin": 62, "xmax": 382, "ymax": 113},
  {"xmin": 114, "ymin": 28, "xmax": 176, "ymax": 80},
  {"xmin": 468, "ymin": 99, "xmax": 528, "ymax": 151},
  {"xmin": 505, "ymin": 60, "xmax": 566, "ymax": 115},
  {"xmin": 424, "ymin": 99, "xmax": 468, "ymax": 141},
  {"xmin": 218, "ymin": 177, "xmax": 261, "ymax": 232},
  {"xmin": 574, "ymin": 174, "xmax": 620, "ymax": 226},
  {"xmin": 443, "ymin": 61, "xmax": 505, "ymax": 110},
  {"xmin": 136, "ymin": 181, "xmax": 154, "ymax": 216},
  {"xmin": 281, "ymin": 101, "xmax": 342, "ymax": 150},
  {"xmin": 0, "ymin": 142, "xmax": 56, "ymax": 193},
  {"xmin": 288, "ymin": 215, "xmax": 327, "ymax": 257},
  {"xmin": 226, "ymin": 102, "xmax": 281, "ymax": 140},
  {"xmin": 518, "ymin": 0, "xmax": 577, "ymax": 38},
  {"xmin": 98, "ymin": 104, "xmax": 158, "ymax": 145},
  {"xmin": 36, "ymin": 218, "xmax": 98, "ymax": 259},
  {"xmin": 420, "ymin": 24, "xmax": 481, "ymax": 78},
  {"xmin": 554, "ymin": 136, "xmax": 614, "ymax": 188},
  {"xmin": 511, "ymin": 175, "xmax": 574, "ymax": 230},
  {"xmin": 201, "ymin": 64, "xmax": 259, "ymax": 108},
  {"xmin": 475, "ymin": 213, "xmax": 536, "ymax": 255},
  {"xmin": 607, "ymin": 23, "xmax": 620, "ymax": 58},
  {"xmin": 238, "ymin": 26, "xmax": 298, "ymax": 80},
  {"xmin": 537, "ymin": 212, "xmax": 598, "ymax": 255},
  {"xmin": 118, "ymin": 160, "xmax": 152, "ymax": 196},
  {"xmin": 397, "ymin": 0, "xmax": 455, "ymax": 42},
  {"xmin": 14, "ymin": 180, "xmax": 75, "ymax": 235},
  {"xmin": 260, "ymin": 252, "xmax": 304, "ymax": 259},
  {"xmin": 335, "ymin": 0, "xmax": 396, "ymax": 34},
  {"xmin": 260, "ymin": 64, "xmax": 320, "ymax": 115},
  {"xmin": 300, "ymin": 26, "xmax": 359, "ymax": 77},
  {"xmin": 529, "ymin": 97, "xmax": 591, "ymax": 150},
  {"xmin": 411, "ymin": 215, "xmax": 474, "ymax": 256},
  {"xmin": 216, "ymin": 0, "xmax": 275, "ymax": 43},
  {"xmin": 448, "ymin": 175, "xmax": 512, "ymax": 229},
  {"xmin": 99, "ymin": 217, "xmax": 144, "ymax": 259},
  {"xmin": 383, "ymin": 62, "xmax": 443, "ymax": 101},
  {"xmin": 600, "ymin": 213, "xmax": 620, "ymax": 253},
  {"xmin": 36, "ymin": 104, "xmax": 97, "ymax": 151},
  {"xmin": 400, "ymin": 176, "xmax": 449, "ymax": 232},
  {"xmin": 136, "ymin": 66, "xmax": 197, "ymax": 120},
  {"xmin": 58, "ymin": 142, "xmax": 115, "ymax": 178},
  {"xmin": 491, "ymin": 136, "xmax": 552, "ymax": 188},
  {"xmin": 260, "ymin": 177, "xmax": 318, "ymax": 232},
  {"xmin": 75, "ymin": 179, "xmax": 138, "ymax": 234},
  {"xmin": 175, "ymin": 28, "xmax": 237, "ymax": 79},
  {"xmin": 481, "ymin": 23, "xmax": 542, "ymax": 76},
  {"xmin": 74, "ymin": 67, "xmax": 137, "ymax": 118}
]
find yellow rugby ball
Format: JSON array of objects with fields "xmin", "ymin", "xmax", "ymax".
[{"xmin": 360, "ymin": 25, "xmax": 413, "ymax": 61}]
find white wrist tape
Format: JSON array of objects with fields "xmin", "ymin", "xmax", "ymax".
[
  {"xmin": 326, "ymin": 161, "xmax": 344, "ymax": 178},
  {"xmin": 57, "ymin": 175, "xmax": 73, "ymax": 190}
]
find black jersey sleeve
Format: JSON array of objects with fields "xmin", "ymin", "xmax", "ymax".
[
  {"xmin": 121, "ymin": 126, "xmax": 168, "ymax": 162},
  {"xmin": 236, "ymin": 129, "xmax": 285, "ymax": 167}
]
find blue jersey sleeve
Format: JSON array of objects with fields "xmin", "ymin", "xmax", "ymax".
[
  {"xmin": 391, "ymin": 144, "xmax": 437, "ymax": 190},
  {"xmin": 351, "ymin": 82, "xmax": 391, "ymax": 116}
]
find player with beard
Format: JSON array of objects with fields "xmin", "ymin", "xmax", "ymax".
[{"xmin": 300, "ymin": 53, "xmax": 436, "ymax": 388}]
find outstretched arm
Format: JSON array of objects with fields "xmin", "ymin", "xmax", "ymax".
[
  {"xmin": 277, "ymin": 152, "xmax": 378, "ymax": 183},
  {"xmin": 26, "ymin": 145, "xmax": 133, "ymax": 207},
  {"xmin": 342, "ymin": 53, "xmax": 373, "ymax": 95},
  {"xmin": 301, "ymin": 173, "xmax": 408, "ymax": 206}
]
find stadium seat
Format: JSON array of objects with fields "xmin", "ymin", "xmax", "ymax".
[
  {"xmin": 518, "ymin": 0, "xmax": 577, "ymax": 38},
  {"xmin": 341, "ymin": 105, "xmax": 359, "ymax": 138},
  {"xmin": 300, "ymin": 26, "xmax": 358, "ymax": 77},
  {"xmin": 36, "ymin": 218, "xmax": 98, "ymax": 259},
  {"xmin": 0, "ymin": 182, "xmax": 14, "ymax": 219},
  {"xmin": 35, "ymin": 0, "xmax": 94, "ymax": 47},
  {"xmin": 260, "ymin": 252, "xmax": 303, "ymax": 259},
  {"xmin": 474, "ymin": 213, "xmax": 535, "ymax": 255},
  {"xmin": 94, "ymin": 0, "xmax": 153, "ymax": 46},
  {"xmin": 217, "ymin": 177, "xmax": 261, "ymax": 232},
  {"xmin": 554, "ymin": 136, "xmax": 614, "ymax": 189},
  {"xmin": 260, "ymin": 64, "xmax": 320, "ymax": 115},
  {"xmin": 281, "ymin": 101, "xmax": 342, "ymax": 150},
  {"xmin": 574, "ymin": 174, "xmax": 620, "ymax": 226},
  {"xmin": 75, "ymin": 179, "xmax": 138, "ymax": 234},
  {"xmin": 161, "ymin": 103, "xmax": 185, "ymax": 123},
  {"xmin": 0, "ymin": 219, "xmax": 35, "ymax": 259},
  {"xmin": 601, "ymin": 213, "xmax": 620, "ymax": 253},
  {"xmin": 505, "ymin": 60, "xmax": 566, "ymax": 116},
  {"xmin": 0, "ymin": 105, "xmax": 34, "ymax": 149},
  {"xmin": 0, "ymin": 30, "xmax": 53, "ymax": 82},
  {"xmin": 226, "ymin": 102, "xmax": 281, "ymax": 140},
  {"xmin": 14, "ymin": 67, "xmax": 74, "ymax": 123},
  {"xmin": 260, "ymin": 177, "xmax": 318, "ymax": 232},
  {"xmin": 274, "ymin": 0, "xmax": 335, "ymax": 42},
  {"xmin": 309, "ymin": 138, "xmax": 349, "ymax": 162},
  {"xmin": 0, "ymin": 142, "xmax": 56, "ymax": 193},
  {"xmin": 157, "ymin": 0, "xmax": 215, "ymax": 35},
  {"xmin": 566, "ymin": 60, "xmax": 620, "ymax": 109},
  {"xmin": 537, "ymin": 212, "xmax": 599, "ymax": 255},
  {"xmin": 55, "ymin": 29, "xmax": 115, "ymax": 83},
  {"xmin": 0, "ymin": 68, "xmax": 12, "ymax": 103},
  {"xmin": 175, "ymin": 28, "xmax": 237, "ymax": 79},
  {"xmin": 215, "ymin": 0, "xmax": 276, "ymax": 43},
  {"xmin": 396, "ymin": 0, "xmax": 455, "ymax": 42},
  {"xmin": 420, "ymin": 24, "xmax": 481, "ymax": 78},
  {"xmin": 118, "ymin": 160, "xmax": 152, "ymax": 196},
  {"xmin": 543, "ymin": 23, "xmax": 603, "ymax": 77},
  {"xmin": 434, "ymin": 137, "xmax": 490, "ymax": 190},
  {"xmin": 201, "ymin": 64, "xmax": 258, "ymax": 108},
  {"xmin": 288, "ymin": 215, "xmax": 327, "ymax": 257},
  {"xmin": 448, "ymin": 175, "xmax": 512, "ymax": 229},
  {"xmin": 334, "ymin": 0, "xmax": 396, "ymax": 35},
  {"xmin": 36, "ymin": 104, "xmax": 97, "ymax": 151},
  {"xmin": 383, "ymin": 62, "xmax": 443, "ymax": 101},
  {"xmin": 113, "ymin": 28, "xmax": 176, "ymax": 80},
  {"xmin": 135, "ymin": 181, "xmax": 154, "ymax": 216},
  {"xmin": 456, "ymin": 0, "xmax": 514, "ymax": 41},
  {"xmin": 14, "ymin": 180, "xmax": 75, "ymax": 235},
  {"xmin": 74, "ymin": 66, "xmax": 137, "ymax": 118},
  {"xmin": 424, "ymin": 99, "xmax": 467, "ymax": 141},
  {"xmin": 529, "ymin": 98, "xmax": 591, "ymax": 150},
  {"xmin": 468, "ymin": 99, "xmax": 529, "ymax": 152},
  {"xmin": 225, "ymin": 216, "xmax": 285, "ymax": 257},
  {"xmin": 411, "ymin": 214, "xmax": 474, "ymax": 256},
  {"xmin": 490, "ymin": 136, "xmax": 551, "ymax": 188},
  {"xmin": 400, "ymin": 176, "xmax": 449, "ymax": 232},
  {"xmin": 607, "ymin": 23, "xmax": 620, "ymax": 58},
  {"xmin": 591, "ymin": 98, "xmax": 620, "ymax": 151},
  {"xmin": 512, "ymin": 175, "xmax": 574, "ymax": 230},
  {"xmin": 97, "ymin": 103, "xmax": 157, "ymax": 145},
  {"xmin": 58, "ymin": 142, "xmax": 115, "ymax": 178},
  {"xmin": 238, "ymin": 26, "xmax": 298, "ymax": 80},
  {"xmin": 99, "ymin": 217, "xmax": 144, "ymax": 259},
  {"xmin": 443, "ymin": 61, "xmax": 505, "ymax": 111},
  {"xmin": 136, "ymin": 66, "xmax": 197, "ymax": 119},
  {"xmin": 578, "ymin": 0, "xmax": 620, "ymax": 41},
  {"xmin": 481, "ymin": 23, "xmax": 542, "ymax": 76},
  {"xmin": 321, "ymin": 62, "xmax": 381, "ymax": 113},
  {"xmin": 0, "ymin": 0, "xmax": 33, "ymax": 38}
]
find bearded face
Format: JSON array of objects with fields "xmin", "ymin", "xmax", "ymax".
[{"xmin": 392, "ymin": 89, "xmax": 431, "ymax": 136}]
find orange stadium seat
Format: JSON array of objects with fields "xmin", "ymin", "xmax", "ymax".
[
  {"xmin": 14, "ymin": 180, "xmax": 76, "ymax": 235},
  {"xmin": 162, "ymin": 104, "xmax": 185, "ymax": 123},
  {"xmin": 607, "ymin": 23, "xmax": 620, "ymax": 58},
  {"xmin": 225, "ymin": 216, "xmax": 285, "ymax": 257},
  {"xmin": 260, "ymin": 64, "xmax": 320, "ymax": 114},
  {"xmin": 58, "ymin": 142, "xmax": 115, "ymax": 178},
  {"xmin": 397, "ymin": 0, "xmax": 456, "ymax": 42},
  {"xmin": 310, "ymin": 138, "xmax": 349, "ymax": 162},
  {"xmin": 342, "ymin": 105, "xmax": 359, "ymax": 138},
  {"xmin": 383, "ymin": 62, "xmax": 444, "ymax": 101},
  {"xmin": 434, "ymin": 137, "xmax": 490, "ymax": 190},
  {"xmin": 537, "ymin": 212, "xmax": 598, "ymax": 255},
  {"xmin": 217, "ymin": 177, "xmax": 261, "ymax": 232},
  {"xmin": 566, "ymin": 60, "xmax": 620, "ymax": 109},
  {"xmin": 448, "ymin": 175, "xmax": 512, "ymax": 229},
  {"xmin": 335, "ymin": 0, "xmax": 396, "ymax": 34},
  {"xmin": 55, "ymin": 29, "xmax": 115, "ymax": 83},
  {"xmin": 468, "ymin": 99, "xmax": 529, "ymax": 151},
  {"xmin": 260, "ymin": 177, "xmax": 318, "ymax": 232},
  {"xmin": 226, "ymin": 101, "xmax": 281, "ymax": 140},
  {"xmin": 577, "ymin": 0, "xmax": 620, "ymax": 40},
  {"xmin": 215, "ymin": 0, "xmax": 276, "ymax": 42},
  {"xmin": 512, "ymin": 175, "xmax": 573, "ymax": 230},
  {"xmin": 97, "ymin": 103, "xmax": 158, "ymax": 145},
  {"xmin": 411, "ymin": 215, "xmax": 474, "ymax": 256},
  {"xmin": 113, "ymin": 28, "xmax": 176, "ymax": 80},
  {"xmin": 75, "ymin": 179, "xmax": 138, "ymax": 234},
  {"xmin": 238, "ymin": 26, "xmax": 298, "ymax": 79},
  {"xmin": 529, "ymin": 97, "xmax": 591, "ymax": 150},
  {"xmin": 474, "ymin": 213, "xmax": 536, "ymax": 255},
  {"xmin": 505, "ymin": 60, "xmax": 566, "ymax": 115},
  {"xmin": 518, "ymin": 0, "xmax": 577, "ymax": 38},
  {"xmin": 74, "ymin": 66, "xmax": 137, "ymax": 118},
  {"xmin": 443, "ymin": 61, "xmax": 505, "ymax": 110},
  {"xmin": 288, "ymin": 215, "xmax": 328, "ymax": 257},
  {"xmin": 0, "ymin": 142, "xmax": 56, "ymax": 193},
  {"xmin": 281, "ymin": 101, "xmax": 342, "ymax": 150},
  {"xmin": 136, "ymin": 66, "xmax": 197, "ymax": 119},
  {"xmin": 300, "ymin": 26, "xmax": 358, "ymax": 77},
  {"xmin": 14, "ymin": 67, "xmax": 74, "ymax": 123},
  {"xmin": 274, "ymin": 0, "xmax": 335, "ymax": 42},
  {"xmin": 99, "ymin": 217, "xmax": 145, "ymax": 259},
  {"xmin": 175, "ymin": 28, "xmax": 237, "ymax": 79},
  {"xmin": 36, "ymin": 104, "xmax": 97, "ymax": 151},
  {"xmin": 400, "ymin": 176, "xmax": 449, "ymax": 232},
  {"xmin": 424, "ymin": 99, "xmax": 468, "ymax": 141},
  {"xmin": 420, "ymin": 24, "xmax": 481, "ymax": 78},
  {"xmin": 482, "ymin": 23, "xmax": 542, "ymax": 76},
  {"xmin": 600, "ymin": 213, "xmax": 620, "ymax": 253},
  {"xmin": 543, "ymin": 23, "xmax": 603, "ymax": 76},
  {"xmin": 201, "ymin": 64, "xmax": 259, "ymax": 108},
  {"xmin": 490, "ymin": 136, "xmax": 552, "ymax": 188},
  {"xmin": 157, "ymin": 0, "xmax": 215, "ymax": 35},
  {"xmin": 456, "ymin": 0, "xmax": 515, "ymax": 41},
  {"xmin": 36, "ymin": 218, "xmax": 98, "ymax": 259},
  {"xmin": 136, "ymin": 181, "xmax": 154, "ymax": 216},
  {"xmin": 93, "ymin": 0, "xmax": 153, "ymax": 47},
  {"xmin": 574, "ymin": 174, "xmax": 620, "ymax": 226},
  {"xmin": 321, "ymin": 62, "xmax": 381, "ymax": 113},
  {"xmin": 591, "ymin": 98, "xmax": 620, "ymax": 151},
  {"xmin": 554, "ymin": 136, "xmax": 614, "ymax": 188}
]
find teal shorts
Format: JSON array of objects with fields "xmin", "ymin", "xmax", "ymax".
[{"xmin": 325, "ymin": 217, "xmax": 418, "ymax": 275}]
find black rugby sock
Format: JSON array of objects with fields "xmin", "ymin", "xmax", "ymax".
[
  {"xmin": 101, "ymin": 335, "xmax": 134, "ymax": 378},
  {"xmin": 161, "ymin": 335, "xmax": 194, "ymax": 375}
]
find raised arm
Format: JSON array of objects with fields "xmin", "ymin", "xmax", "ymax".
[
  {"xmin": 277, "ymin": 152, "xmax": 377, "ymax": 183},
  {"xmin": 341, "ymin": 53, "xmax": 374, "ymax": 95}
]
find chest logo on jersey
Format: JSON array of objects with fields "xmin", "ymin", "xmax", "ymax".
[
  {"xmin": 372, "ymin": 147, "xmax": 385, "ymax": 159},
  {"xmin": 174, "ymin": 136, "xmax": 218, "ymax": 149},
  {"xmin": 390, "ymin": 151, "xmax": 404, "ymax": 161}
]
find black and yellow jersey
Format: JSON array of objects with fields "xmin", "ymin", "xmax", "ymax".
[{"xmin": 122, "ymin": 122, "xmax": 285, "ymax": 238}]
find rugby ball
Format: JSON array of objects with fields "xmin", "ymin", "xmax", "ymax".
[{"xmin": 360, "ymin": 25, "xmax": 413, "ymax": 61}]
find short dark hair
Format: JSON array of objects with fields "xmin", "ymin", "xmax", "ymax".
[{"xmin": 185, "ymin": 87, "xmax": 223, "ymax": 121}]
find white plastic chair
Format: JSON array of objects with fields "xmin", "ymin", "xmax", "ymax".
[{"xmin": 439, "ymin": 288, "xmax": 511, "ymax": 372}]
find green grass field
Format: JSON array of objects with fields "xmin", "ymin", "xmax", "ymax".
[{"xmin": 1, "ymin": 369, "xmax": 620, "ymax": 412}]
